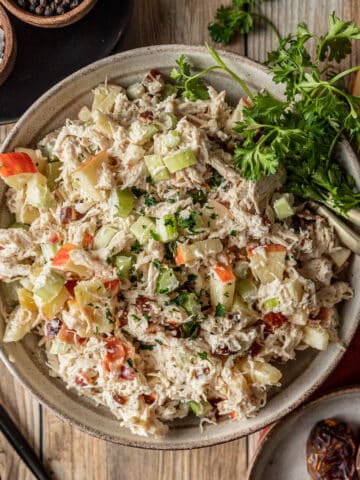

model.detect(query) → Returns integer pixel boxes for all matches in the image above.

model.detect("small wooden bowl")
[0,0,97,29]
[0,4,16,86]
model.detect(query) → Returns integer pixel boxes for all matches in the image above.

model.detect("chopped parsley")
[106,308,114,324]
[197,351,209,361]
[130,240,141,253]
[178,211,198,230]
[215,303,225,317]
[139,344,155,350]
[150,230,161,241]
[181,319,200,339]
[191,189,207,205]
[144,193,158,207]
[153,259,161,270]
[126,358,134,368]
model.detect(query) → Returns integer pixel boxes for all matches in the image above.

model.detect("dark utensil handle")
[0,404,50,480]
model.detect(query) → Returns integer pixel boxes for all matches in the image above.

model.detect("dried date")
[306,418,357,480]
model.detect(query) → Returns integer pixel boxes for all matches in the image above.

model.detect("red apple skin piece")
[52,243,77,267]
[351,70,360,97]
[0,152,38,177]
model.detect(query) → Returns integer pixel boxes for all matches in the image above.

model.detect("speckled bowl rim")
[0,4,17,85]
[247,385,360,479]
[0,45,359,450]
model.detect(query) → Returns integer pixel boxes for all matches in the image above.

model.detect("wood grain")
[0,1,359,479]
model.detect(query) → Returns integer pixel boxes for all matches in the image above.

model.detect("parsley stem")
[184,65,220,92]
[329,65,360,86]
[206,43,254,99]
[251,12,282,42]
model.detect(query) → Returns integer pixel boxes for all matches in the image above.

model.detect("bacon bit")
[60,206,84,225]
[119,364,135,381]
[107,156,119,168]
[45,318,62,338]
[250,341,262,357]
[146,324,161,334]
[214,345,231,356]
[104,279,119,296]
[48,232,61,244]
[65,280,78,297]
[146,69,161,80]
[75,370,94,386]
[82,231,94,249]
[102,337,135,373]
[229,411,237,419]
[136,296,152,314]
[57,323,86,346]
[113,393,127,405]
[263,312,288,332]
[140,110,154,121]
[317,307,332,324]
[0,246,3,251]
[144,393,157,404]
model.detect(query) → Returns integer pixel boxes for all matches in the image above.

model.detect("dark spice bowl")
[0,4,16,86]
[0,0,97,28]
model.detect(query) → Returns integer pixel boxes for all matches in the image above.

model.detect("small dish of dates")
[247,387,360,480]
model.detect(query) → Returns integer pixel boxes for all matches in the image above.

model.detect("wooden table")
[0,1,359,478]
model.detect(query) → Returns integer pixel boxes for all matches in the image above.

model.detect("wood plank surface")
[0,1,359,479]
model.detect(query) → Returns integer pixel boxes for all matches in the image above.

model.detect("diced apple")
[33,271,65,304]
[15,148,47,174]
[175,238,223,265]
[92,84,123,113]
[237,358,282,386]
[92,110,118,138]
[3,307,37,342]
[329,247,351,268]
[0,152,38,189]
[303,325,329,351]
[73,150,108,201]
[209,263,236,311]
[26,172,54,209]
[51,243,90,277]
[41,286,69,320]
[248,244,287,284]
[18,288,38,313]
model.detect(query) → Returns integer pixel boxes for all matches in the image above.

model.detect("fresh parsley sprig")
[208,0,281,45]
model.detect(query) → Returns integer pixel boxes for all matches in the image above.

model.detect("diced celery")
[129,121,159,145]
[10,222,29,230]
[273,194,294,220]
[236,278,257,303]
[144,154,170,182]
[94,225,118,249]
[234,261,249,279]
[263,297,279,311]
[41,243,60,261]
[115,255,132,278]
[49,340,72,355]
[188,400,211,417]
[156,214,178,242]
[26,173,53,209]
[156,267,179,294]
[130,216,156,245]
[33,272,65,303]
[46,161,62,191]
[163,148,197,173]
[78,106,92,122]
[163,130,181,148]
[127,82,146,100]
[109,188,134,218]
[183,292,201,315]
[71,177,79,189]
[161,84,177,99]
[159,112,177,130]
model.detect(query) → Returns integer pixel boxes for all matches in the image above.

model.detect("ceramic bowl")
[0,4,16,86]
[0,45,359,449]
[248,386,360,479]
[0,0,97,28]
